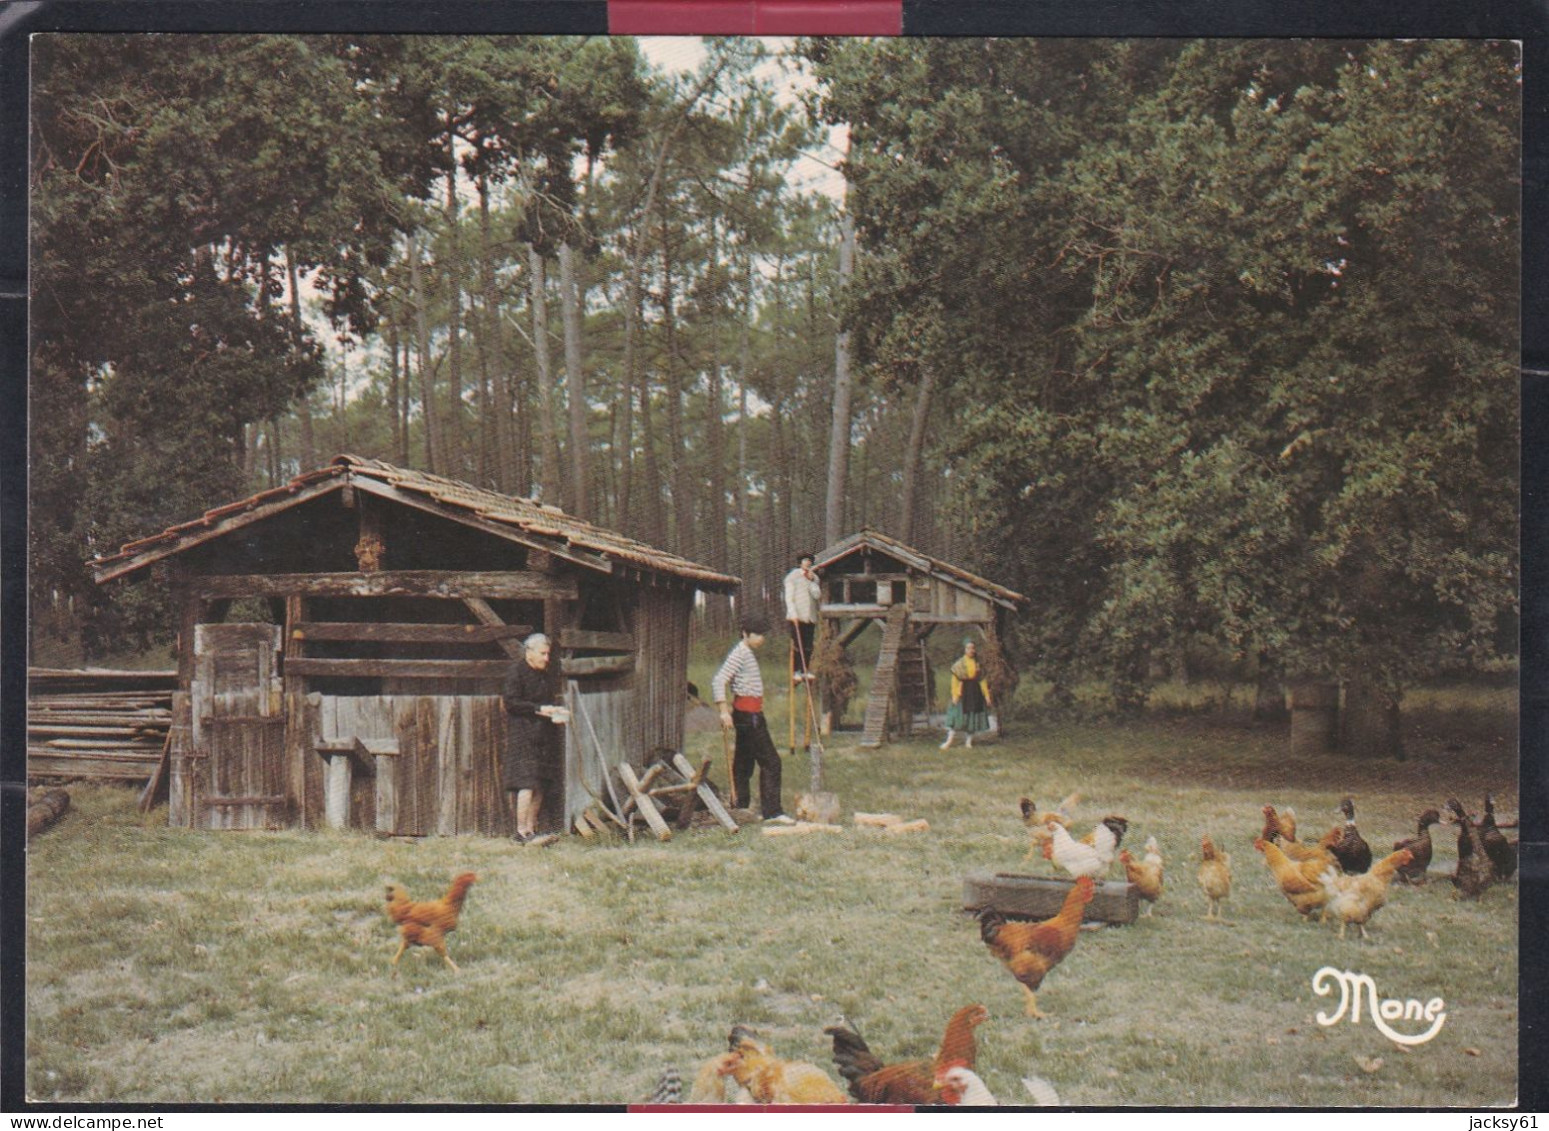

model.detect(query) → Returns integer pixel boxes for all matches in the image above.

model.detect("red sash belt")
[732,695,763,713]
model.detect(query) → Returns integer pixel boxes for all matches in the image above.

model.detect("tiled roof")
[92,454,740,591]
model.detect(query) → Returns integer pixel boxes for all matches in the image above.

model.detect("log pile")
[27,668,176,785]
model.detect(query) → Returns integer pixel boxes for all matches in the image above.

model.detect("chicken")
[934,1065,998,1106]
[1478,794,1518,880]
[1320,848,1413,940]
[1260,803,1299,845]
[1118,836,1163,916]
[1328,798,1372,875]
[644,1066,683,1104]
[824,1003,987,1105]
[1197,835,1231,921]
[720,1026,850,1104]
[384,872,476,975]
[1043,817,1125,881]
[1446,797,1496,899]
[1019,791,1080,861]
[1254,837,1330,919]
[976,874,1095,1018]
[1391,807,1441,884]
[687,1053,753,1103]
[1021,1075,1063,1106]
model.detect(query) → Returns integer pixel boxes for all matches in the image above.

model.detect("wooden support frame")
[618,763,672,841]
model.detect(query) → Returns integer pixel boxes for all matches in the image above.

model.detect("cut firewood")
[853,812,905,827]
[761,821,844,836]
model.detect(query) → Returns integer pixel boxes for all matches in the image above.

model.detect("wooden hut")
[89,455,738,837]
[812,529,1025,747]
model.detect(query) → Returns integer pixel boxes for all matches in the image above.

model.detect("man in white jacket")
[782,552,821,681]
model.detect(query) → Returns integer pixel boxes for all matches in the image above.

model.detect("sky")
[634,35,849,203]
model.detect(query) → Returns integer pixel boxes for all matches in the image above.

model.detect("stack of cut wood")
[26,668,176,785]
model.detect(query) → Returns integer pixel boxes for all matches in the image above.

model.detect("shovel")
[721,720,739,810]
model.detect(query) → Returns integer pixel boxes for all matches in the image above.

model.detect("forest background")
[28,35,1521,751]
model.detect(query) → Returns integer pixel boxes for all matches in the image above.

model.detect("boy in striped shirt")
[712,617,793,824]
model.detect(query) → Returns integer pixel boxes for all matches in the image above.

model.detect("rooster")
[384,872,476,975]
[1043,817,1126,881]
[1320,848,1413,940]
[1261,803,1299,845]
[825,1004,987,1105]
[1197,835,1231,921]
[1118,836,1164,916]
[720,1026,850,1104]
[976,874,1095,1018]
[1019,792,1081,861]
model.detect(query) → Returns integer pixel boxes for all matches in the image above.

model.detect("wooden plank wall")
[297,696,512,837]
[633,586,691,758]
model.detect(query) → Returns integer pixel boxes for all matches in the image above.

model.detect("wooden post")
[324,753,352,830]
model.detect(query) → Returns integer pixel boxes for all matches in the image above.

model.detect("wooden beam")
[559,628,635,652]
[285,658,510,679]
[461,598,528,660]
[291,621,533,645]
[560,654,635,678]
[192,571,580,601]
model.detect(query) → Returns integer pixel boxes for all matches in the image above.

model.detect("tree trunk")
[736,256,753,594]
[1289,681,1340,757]
[824,212,856,548]
[286,248,316,472]
[386,311,405,466]
[1342,680,1405,760]
[897,362,938,545]
[619,219,640,535]
[475,172,500,488]
[442,117,465,477]
[559,240,589,519]
[528,244,564,507]
[408,232,438,473]
[27,788,70,839]
[662,230,691,555]
[1253,650,1289,722]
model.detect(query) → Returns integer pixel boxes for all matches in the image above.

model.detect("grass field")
[24,682,1518,1107]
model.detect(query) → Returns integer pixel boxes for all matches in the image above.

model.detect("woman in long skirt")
[942,639,992,749]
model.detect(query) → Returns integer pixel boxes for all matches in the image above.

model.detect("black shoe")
[513,830,533,844]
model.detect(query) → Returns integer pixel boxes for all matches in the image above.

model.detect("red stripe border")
[628,1104,917,1112]
[609,0,902,35]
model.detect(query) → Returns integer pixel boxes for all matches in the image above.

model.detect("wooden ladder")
[894,636,932,734]
[859,605,909,748]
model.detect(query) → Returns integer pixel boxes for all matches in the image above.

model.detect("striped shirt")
[711,640,764,704]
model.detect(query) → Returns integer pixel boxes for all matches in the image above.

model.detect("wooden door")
[192,624,286,830]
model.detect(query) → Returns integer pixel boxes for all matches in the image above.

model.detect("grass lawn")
[24,683,1518,1107]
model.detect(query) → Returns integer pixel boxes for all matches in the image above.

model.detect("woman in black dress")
[501,633,567,842]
